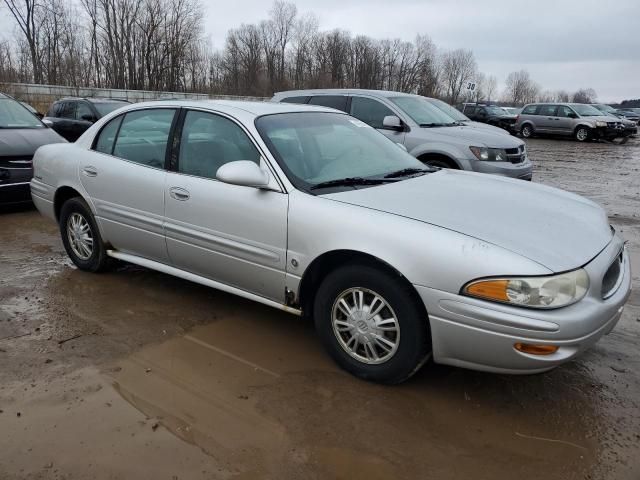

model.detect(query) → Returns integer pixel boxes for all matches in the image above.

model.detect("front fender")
[286,191,551,298]
[409,142,468,168]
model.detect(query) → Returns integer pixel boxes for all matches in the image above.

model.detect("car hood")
[462,121,511,136]
[325,170,612,272]
[417,125,523,149]
[0,128,66,156]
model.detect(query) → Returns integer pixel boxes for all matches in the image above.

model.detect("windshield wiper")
[383,167,432,178]
[419,122,457,128]
[310,177,397,190]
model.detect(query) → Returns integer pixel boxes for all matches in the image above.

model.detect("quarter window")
[178,110,260,179]
[112,109,175,168]
[308,96,348,112]
[350,97,396,129]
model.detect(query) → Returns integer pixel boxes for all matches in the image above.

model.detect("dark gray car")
[0,93,66,205]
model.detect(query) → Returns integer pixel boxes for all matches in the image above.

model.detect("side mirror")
[42,119,53,128]
[568,112,578,119]
[81,114,95,122]
[216,160,270,188]
[382,115,403,130]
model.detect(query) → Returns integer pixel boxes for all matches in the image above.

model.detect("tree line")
[1,0,600,106]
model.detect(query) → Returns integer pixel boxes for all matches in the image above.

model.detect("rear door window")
[539,105,558,117]
[112,109,176,169]
[308,96,348,112]
[349,97,396,129]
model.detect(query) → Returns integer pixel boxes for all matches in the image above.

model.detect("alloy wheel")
[66,212,94,260]
[331,287,400,364]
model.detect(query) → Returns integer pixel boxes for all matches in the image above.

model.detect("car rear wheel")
[575,126,591,142]
[313,264,431,384]
[59,197,111,272]
[521,124,534,138]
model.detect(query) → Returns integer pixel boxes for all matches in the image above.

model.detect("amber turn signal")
[465,280,510,302]
[514,343,559,356]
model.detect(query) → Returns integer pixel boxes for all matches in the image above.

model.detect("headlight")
[595,121,607,127]
[462,269,589,309]
[469,146,508,162]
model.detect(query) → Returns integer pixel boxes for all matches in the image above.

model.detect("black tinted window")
[76,102,94,121]
[308,96,348,112]
[280,96,310,104]
[539,105,558,116]
[94,115,123,154]
[464,106,476,115]
[350,97,395,129]
[178,110,260,179]
[521,105,538,115]
[113,109,175,168]
[557,106,575,118]
[58,102,76,119]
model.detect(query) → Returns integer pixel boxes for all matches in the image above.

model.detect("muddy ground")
[1,136,639,480]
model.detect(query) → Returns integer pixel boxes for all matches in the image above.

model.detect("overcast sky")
[1,0,638,102]
[202,0,640,102]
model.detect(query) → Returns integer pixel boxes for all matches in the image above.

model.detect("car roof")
[272,88,417,100]
[115,99,342,117]
[58,97,130,103]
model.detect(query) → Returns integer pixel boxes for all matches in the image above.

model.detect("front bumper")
[467,157,533,181]
[0,181,32,205]
[594,125,633,140]
[416,236,631,374]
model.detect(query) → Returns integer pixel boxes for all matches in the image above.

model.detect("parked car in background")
[589,104,638,138]
[461,104,518,133]
[501,107,521,115]
[272,89,531,180]
[20,101,43,119]
[424,97,510,136]
[30,100,631,383]
[43,97,131,141]
[592,104,639,124]
[613,108,640,125]
[516,103,632,142]
[0,93,66,205]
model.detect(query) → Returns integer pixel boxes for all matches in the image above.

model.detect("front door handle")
[169,187,190,201]
[82,166,98,177]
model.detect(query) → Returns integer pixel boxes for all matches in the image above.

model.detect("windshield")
[572,104,604,117]
[427,98,469,121]
[0,98,44,128]
[256,112,425,192]
[93,101,129,116]
[389,96,458,126]
[594,104,616,114]
[486,106,506,115]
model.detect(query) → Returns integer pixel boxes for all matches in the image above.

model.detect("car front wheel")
[575,126,591,142]
[521,124,534,138]
[59,197,111,272]
[314,264,431,384]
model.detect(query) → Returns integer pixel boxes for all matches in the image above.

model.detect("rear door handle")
[82,166,98,177]
[169,187,190,201]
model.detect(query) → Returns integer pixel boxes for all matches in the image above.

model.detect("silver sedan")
[30,100,631,383]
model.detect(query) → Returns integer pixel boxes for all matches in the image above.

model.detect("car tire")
[59,197,111,272]
[422,158,456,169]
[521,124,534,138]
[313,264,432,384]
[575,126,591,142]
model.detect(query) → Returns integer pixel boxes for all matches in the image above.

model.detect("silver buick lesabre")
[30,100,631,384]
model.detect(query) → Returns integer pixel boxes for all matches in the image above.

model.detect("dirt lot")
[1,136,639,480]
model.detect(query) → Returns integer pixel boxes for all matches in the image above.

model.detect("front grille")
[607,122,624,130]
[505,145,526,164]
[602,250,624,299]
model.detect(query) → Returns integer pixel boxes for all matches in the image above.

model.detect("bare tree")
[440,49,476,105]
[503,70,540,106]
[571,88,597,104]
[485,75,497,103]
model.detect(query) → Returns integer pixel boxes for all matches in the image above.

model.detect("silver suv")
[515,103,630,142]
[272,89,532,180]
